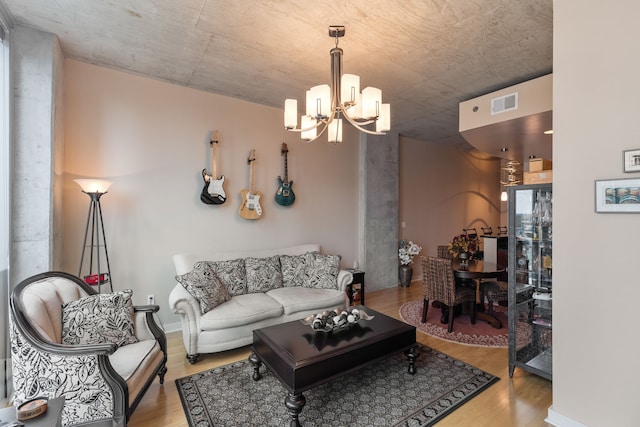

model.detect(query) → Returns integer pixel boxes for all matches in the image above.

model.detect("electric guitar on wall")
[275,143,295,206]
[200,130,226,205]
[239,149,262,219]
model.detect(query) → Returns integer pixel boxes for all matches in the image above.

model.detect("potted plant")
[398,240,422,287]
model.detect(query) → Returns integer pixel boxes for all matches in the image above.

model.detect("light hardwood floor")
[130,282,552,426]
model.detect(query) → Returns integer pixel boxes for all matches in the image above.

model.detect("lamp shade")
[307,84,330,118]
[362,87,382,119]
[328,119,343,143]
[341,74,360,105]
[376,103,391,132]
[301,115,317,141]
[74,179,112,194]
[284,99,297,129]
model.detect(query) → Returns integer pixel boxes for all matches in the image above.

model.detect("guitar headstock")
[247,149,256,164]
[210,129,219,145]
[281,143,288,155]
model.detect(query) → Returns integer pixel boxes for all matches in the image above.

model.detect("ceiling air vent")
[491,92,518,115]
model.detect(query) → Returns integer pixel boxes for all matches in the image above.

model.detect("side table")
[0,397,63,427]
[346,270,365,305]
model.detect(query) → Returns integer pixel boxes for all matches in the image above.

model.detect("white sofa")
[169,244,352,363]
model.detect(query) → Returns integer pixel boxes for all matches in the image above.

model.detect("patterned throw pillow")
[279,254,308,287]
[304,252,341,289]
[245,255,283,293]
[176,263,232,314]
[61,290,139,348]
[201,258,247,296]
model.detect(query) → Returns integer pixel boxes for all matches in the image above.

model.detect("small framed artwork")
[595,178,640,213]
[623,149,640,172]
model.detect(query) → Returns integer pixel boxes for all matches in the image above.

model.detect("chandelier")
[500,160,521,201]
[284,26,390,143]
[500,160,522,186]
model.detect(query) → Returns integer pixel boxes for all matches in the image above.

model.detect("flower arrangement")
[448,234,479,258]
[399,240,422,266]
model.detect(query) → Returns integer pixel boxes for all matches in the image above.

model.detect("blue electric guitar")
[200,130,226,205]
[239,149,262,219]
[275,143,295,206]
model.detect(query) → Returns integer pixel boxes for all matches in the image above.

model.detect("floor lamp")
[75,179,113,293]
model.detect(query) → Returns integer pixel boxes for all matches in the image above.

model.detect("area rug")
[399,300,508,347]
[176,344,499,427]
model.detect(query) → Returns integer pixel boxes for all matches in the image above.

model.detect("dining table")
[452,259,506,328]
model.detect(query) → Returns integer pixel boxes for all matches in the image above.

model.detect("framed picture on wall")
[623,149,640,172]
[595,178,640,213]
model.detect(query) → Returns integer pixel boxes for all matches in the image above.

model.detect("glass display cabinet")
[508,183,552,380]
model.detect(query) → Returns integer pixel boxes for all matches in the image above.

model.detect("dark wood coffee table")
[249,306,417,427]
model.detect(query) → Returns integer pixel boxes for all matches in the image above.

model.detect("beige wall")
[551,2,640,426]
[62,60,361,327]
[399,136,502,278]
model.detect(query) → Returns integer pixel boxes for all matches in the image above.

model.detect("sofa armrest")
[168,284,202,356]
[337,270,353,291]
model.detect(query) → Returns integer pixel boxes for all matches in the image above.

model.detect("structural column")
[359,131,399,291]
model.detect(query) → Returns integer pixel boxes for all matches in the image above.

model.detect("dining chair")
[437,245,452,259]
[420,256,476,333]
[482,280,509,317]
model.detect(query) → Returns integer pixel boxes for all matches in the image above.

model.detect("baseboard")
[546,406,587,427]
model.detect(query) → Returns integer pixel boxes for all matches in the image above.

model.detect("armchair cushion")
[176,263,232,314]
[202,259,247,296]
[245,255,283,293]
[61,289,138,348]
[303,252,341,289]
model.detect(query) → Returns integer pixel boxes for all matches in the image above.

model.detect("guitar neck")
[211,130,219,179]
[283,152,289,184]
[247,149,256,194]
[249,160,255,194]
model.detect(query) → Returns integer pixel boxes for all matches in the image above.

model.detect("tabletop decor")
[398,240,422,287]
[301,307,374,332]
[448,233,479,264]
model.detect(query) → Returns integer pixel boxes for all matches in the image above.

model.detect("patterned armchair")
[9,271,167,426]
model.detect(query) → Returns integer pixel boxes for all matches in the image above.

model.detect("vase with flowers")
[448,234,479,267]
[398,240,422,287]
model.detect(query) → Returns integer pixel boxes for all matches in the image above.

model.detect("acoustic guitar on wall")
[275,142,295,206]
[200,130,226,205]
[239,149,262,219]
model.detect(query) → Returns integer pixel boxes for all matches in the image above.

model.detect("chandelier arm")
[286,119,326,133]
[339,107,384,135]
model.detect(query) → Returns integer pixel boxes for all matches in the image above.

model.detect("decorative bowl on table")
[301,307,374,332]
